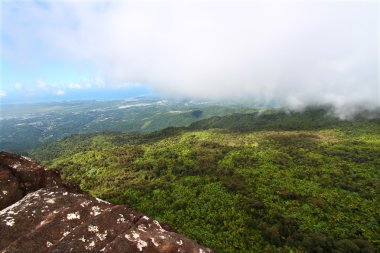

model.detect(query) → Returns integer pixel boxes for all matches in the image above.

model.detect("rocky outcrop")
[0,151,213,253]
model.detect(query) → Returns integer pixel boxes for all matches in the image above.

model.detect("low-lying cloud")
[2,0,379,108]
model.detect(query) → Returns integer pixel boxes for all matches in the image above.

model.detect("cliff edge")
[0,151,213,253]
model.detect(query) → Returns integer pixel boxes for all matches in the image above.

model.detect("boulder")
[0,152,213,253]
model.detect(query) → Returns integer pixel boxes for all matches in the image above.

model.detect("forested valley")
[31,107,380,252]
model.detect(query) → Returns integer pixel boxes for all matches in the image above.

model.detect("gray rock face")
[0,152,213,253]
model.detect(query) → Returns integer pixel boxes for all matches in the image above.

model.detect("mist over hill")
[2,1,378,110]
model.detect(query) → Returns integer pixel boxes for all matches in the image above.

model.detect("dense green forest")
[31,108,380,252]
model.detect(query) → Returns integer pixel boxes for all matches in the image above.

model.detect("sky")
[0,0,379,108]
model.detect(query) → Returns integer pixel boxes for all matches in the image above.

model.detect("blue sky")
[1,1,156,103]
[1,0,378,107]
[1,57,154,103]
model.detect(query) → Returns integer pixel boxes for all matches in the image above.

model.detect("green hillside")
[31,109,380,252]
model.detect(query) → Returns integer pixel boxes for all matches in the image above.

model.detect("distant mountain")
[0,98,257,154]
[190,106,380,131]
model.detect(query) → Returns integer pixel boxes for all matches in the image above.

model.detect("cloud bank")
[2,0,379,108]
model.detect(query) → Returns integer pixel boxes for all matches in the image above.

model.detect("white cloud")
[0,90,7,97]
[33,78,102,95]
[14,83,23,90]
[2,0,379,108]
[67,82,83,89]
[53,89,65,96]
[36,80,47,89]
[94,77,104,86]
